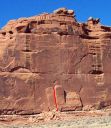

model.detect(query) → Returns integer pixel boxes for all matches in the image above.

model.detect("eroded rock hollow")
[0,8,111,114]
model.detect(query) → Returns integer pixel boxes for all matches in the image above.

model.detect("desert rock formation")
[0,8,111,114]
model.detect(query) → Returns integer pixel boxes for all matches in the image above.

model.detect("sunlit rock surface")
[0,8,111,114]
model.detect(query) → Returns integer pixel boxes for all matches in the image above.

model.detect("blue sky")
[0,0,111,28]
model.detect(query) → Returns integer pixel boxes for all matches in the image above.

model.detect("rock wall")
[0,8,111,114]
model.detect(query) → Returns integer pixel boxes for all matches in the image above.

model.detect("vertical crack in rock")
[88,41,104,75]
[25,34,31,69]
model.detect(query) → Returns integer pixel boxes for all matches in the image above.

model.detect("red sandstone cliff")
[0,8,111,115]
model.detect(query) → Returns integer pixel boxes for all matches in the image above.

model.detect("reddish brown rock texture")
[0,8,111,114]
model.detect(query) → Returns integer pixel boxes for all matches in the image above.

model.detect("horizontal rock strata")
[0,8,111,114]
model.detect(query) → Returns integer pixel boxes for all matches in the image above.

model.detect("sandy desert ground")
[0,110,111,128]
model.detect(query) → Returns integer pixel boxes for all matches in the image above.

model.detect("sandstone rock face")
[0,8,111,114]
